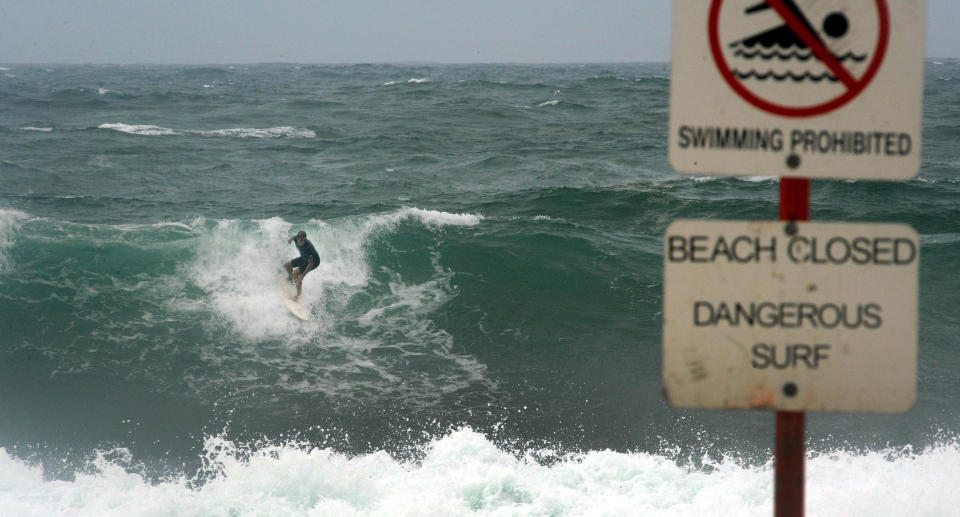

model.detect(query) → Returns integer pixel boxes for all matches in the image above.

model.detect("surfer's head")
[296,230,307,245]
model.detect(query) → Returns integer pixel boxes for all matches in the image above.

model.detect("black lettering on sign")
[676,126,784,151]
[711,236,732,262]
[789,130,913,157]
[788,236,917,265]
[690,235,709,262]
[667,235,777,263]
[694,301,882,329]
[751,343,831,369]
[668,235,689,262]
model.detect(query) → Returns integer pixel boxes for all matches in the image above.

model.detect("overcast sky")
[0,0,956,64]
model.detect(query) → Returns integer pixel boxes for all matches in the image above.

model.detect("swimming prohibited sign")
[662,220,918,412]
[669,0,925,180]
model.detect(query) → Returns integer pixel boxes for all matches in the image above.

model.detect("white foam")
[383,80,398,86]
[691,175,719,184]
[2,430,959,516]
[182,208,487,400]
[199,126,316,139]
[690,175,775,184]
[99,123,178,136]
[0,209,28,272]
[407,78,430,83]
[187,208,481,342]
[396,206,483,227]
[21,127,53,132]
[537,99,560,107]
[0,66,9,71]
[533,215,565,223]
[738,175,777,183]
[187,217,314,341]
[356,265,453,332]
[98,87,111,95]
[99,123,315,139]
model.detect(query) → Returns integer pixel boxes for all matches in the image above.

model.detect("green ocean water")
[1,62,959,515]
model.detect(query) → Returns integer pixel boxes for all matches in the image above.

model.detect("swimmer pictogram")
[709,0,890,117]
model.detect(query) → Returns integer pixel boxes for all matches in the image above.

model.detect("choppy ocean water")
[1,61,959,515]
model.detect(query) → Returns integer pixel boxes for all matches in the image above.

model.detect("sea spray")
[1,429,958,516]
[0,209,27,271]
[180,208,491,404]
[186,207,482,342]
[98,123,316,138]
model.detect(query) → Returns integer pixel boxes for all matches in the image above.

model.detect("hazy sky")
[0,0,956,64]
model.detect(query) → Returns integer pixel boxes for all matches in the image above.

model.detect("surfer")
[283,230,320,302]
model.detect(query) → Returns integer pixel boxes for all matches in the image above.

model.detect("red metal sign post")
[776,177,809,517]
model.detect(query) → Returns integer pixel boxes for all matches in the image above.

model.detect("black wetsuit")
[292,239,320,274]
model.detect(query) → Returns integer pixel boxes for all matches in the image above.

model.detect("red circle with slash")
[709,0,890,118]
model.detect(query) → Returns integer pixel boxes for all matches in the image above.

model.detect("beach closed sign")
[662,220,918,412]
[669,0,925,180]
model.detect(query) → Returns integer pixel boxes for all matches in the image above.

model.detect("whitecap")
[21,127,53,132]
[2,430,959,515]
[98,87,111,95]
[537,99,560,107]
[99,123,315,139]
[691,176,718,183]
[183,209,488,401]
[737,175,776,183]
[346,207,482,231]
[691,175,774,183]
[407,78,429,83]
[198,126,316,139]
[183,206,483,343]
[99,123,178,136]
[0,209,28,271]
[534,215,563,222]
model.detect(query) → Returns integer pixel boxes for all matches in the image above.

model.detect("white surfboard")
[284,297,310,320]
[278,278,310,320]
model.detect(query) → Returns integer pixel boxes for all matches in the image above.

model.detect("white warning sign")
[662,220,918,412]
[669,0,925,180]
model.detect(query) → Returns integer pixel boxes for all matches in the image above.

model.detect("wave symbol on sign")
[729,0,868,83]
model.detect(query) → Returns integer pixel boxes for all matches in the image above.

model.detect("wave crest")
[184,207,487,403]
[2,430,959,515]
[98,123,316,139]
[0,209,28,271]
